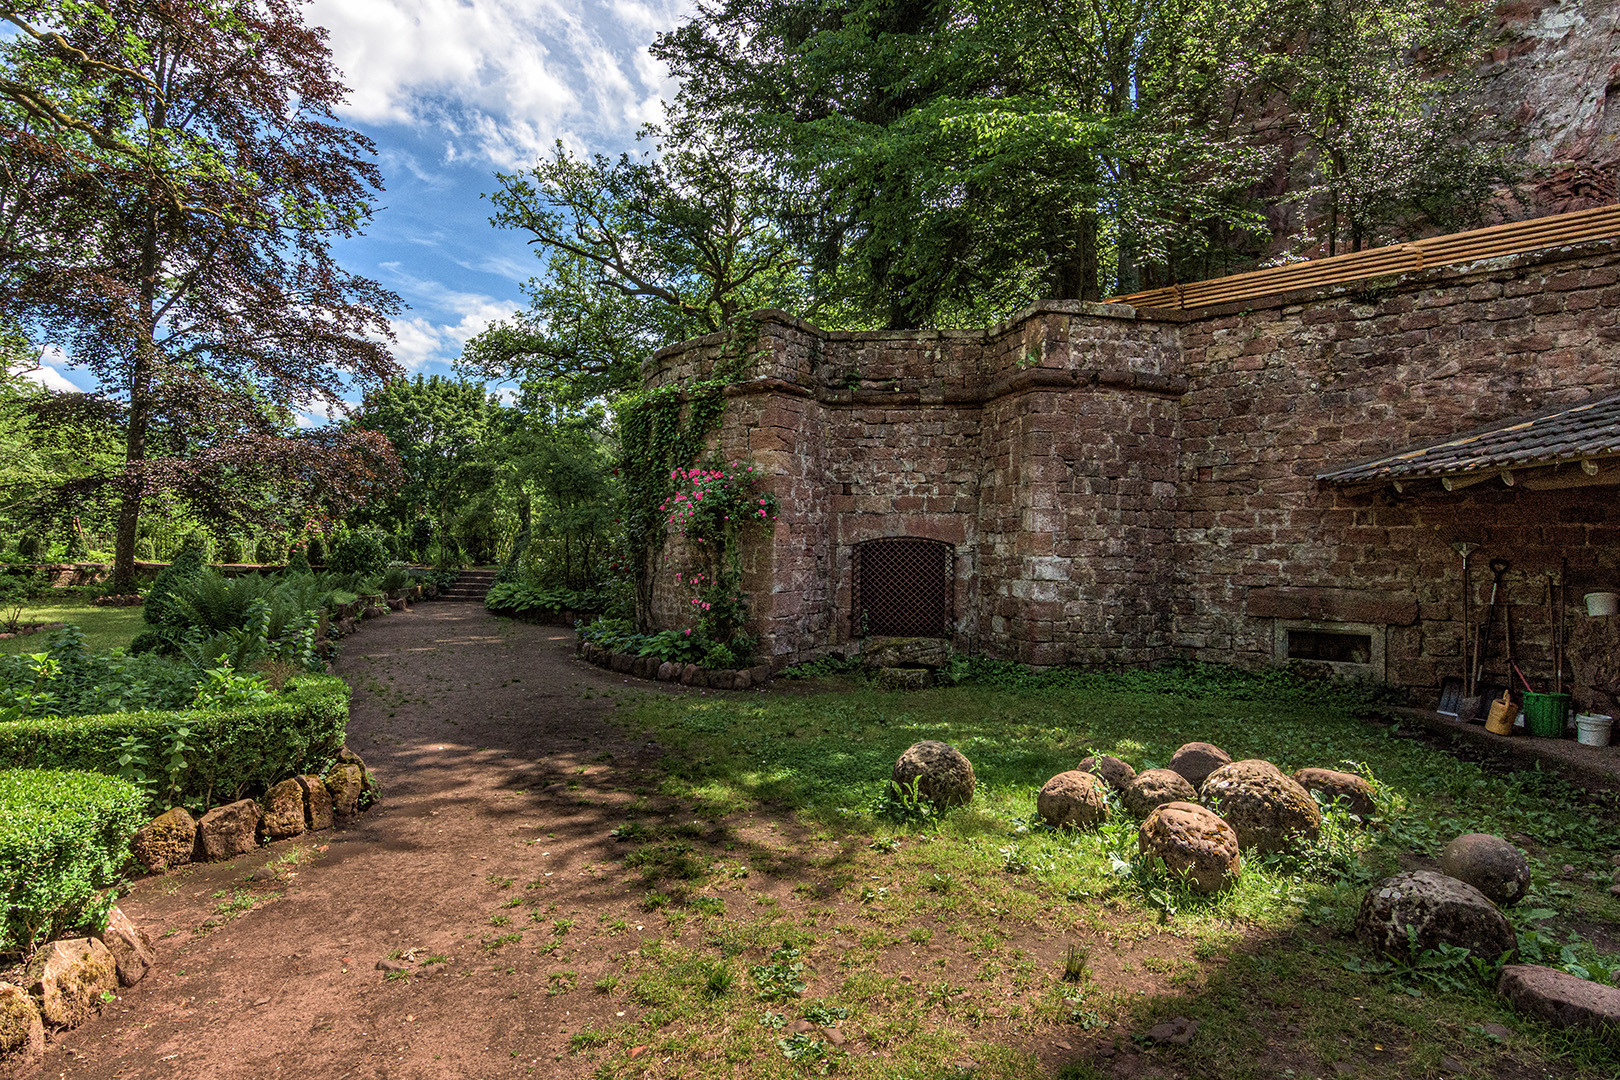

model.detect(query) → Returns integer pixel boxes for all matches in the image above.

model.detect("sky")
[26,0,693,410]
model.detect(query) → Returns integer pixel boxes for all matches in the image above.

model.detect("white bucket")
[1575,713,1613,747]
[1585,592,1618,617]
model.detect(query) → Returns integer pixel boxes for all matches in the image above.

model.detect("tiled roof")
[1317,390,1620,484]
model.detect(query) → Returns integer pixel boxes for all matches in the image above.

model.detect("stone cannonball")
[1292,767,1378,819]
[1439,833,1532,907]
[1200,759,1322,854]
[1036,770,1111,830]
[1138,801,1242,893]
[1355,870,1517,962]
[891,740,976,808]
[1122,768,1199,819]
[1077,754,1136,794]
[1168,742,1232,789]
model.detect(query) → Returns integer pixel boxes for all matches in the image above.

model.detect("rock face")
[1292,768,1377,818]
[129,806,197,873]
[1356,871,1518,963]
[891,741,975,808]
[1201,760,1322,854]
[1138,801,1242,893]
[1168,742,1231,789]
[91,907,155,987]
[1077,754,1136,794]
[1036,770,1111,829]
[260,778,307,840]
[197,799,263,861]
[1498,963,1620,1036]
[0,982,44,1075]
[877,667,929,691]
[296,774,334,831]
[862,636,951,669]
[325,764,364,817]
[1439,833,1532,907]
[1122,769,1198,819]
[25,938,117,1029]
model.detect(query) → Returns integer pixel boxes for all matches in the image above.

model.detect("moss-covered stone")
[25,938,116,1029]
[130,806,197,873]
[0,981,44,1061]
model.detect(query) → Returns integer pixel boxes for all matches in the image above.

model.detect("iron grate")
[853,538,952,638]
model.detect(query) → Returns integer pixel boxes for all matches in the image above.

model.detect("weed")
[751,943,808,1001]
[593,975,620,994]
[568,1029,609,1053]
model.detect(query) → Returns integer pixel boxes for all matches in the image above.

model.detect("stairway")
[439,568,496,602]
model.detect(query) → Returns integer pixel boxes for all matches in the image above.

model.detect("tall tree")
[0,0,402,591]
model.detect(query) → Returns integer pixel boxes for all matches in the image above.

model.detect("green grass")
[587,668,1620,1080]
[0,598,144,655]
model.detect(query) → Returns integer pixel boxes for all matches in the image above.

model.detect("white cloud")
[378,262,521,368]
[14,363,84,394]
[309,0,695,168]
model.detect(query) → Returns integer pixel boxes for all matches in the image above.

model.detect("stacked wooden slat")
[1108,205,1620,310]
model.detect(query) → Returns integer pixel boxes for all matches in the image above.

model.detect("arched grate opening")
[853,538,952,638]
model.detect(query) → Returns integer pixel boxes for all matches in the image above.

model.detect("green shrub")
[1,626,198,718]
[305,535,326,567]
[0,768,147,958]
[141,543,206,634]
[485,581,612,619]
[328,528,391,576]
[0,674,350,812]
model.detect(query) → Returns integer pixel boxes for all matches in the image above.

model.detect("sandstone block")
[891,740,975,808]
[197,799,263,861]
[1036,770,1110,830]
[1201,759,1321,854]
[1168,742,1231,789]
[91,907,154,987]
[1498,964,1620,1039]
[1077,754,1136,794]
[862,636,951,669]
[1123,768,1198,819]
[1440,833,1531,907]
[0,982,43,1076]
[130,806,196,873]
[1138,801,1241,893]
[297,774,334,831]
[1292,767,1377,818]
[325,764,364,817]
[260,778,306,840]
[877,666,929,691]
[656,661,676,681]
[1356,870,1517,963]
[25,938,116,1029]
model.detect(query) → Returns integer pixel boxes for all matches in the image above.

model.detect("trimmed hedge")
[0,674,350,811]
[0,769,147,957]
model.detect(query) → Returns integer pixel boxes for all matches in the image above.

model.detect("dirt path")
[48,601,686,1080]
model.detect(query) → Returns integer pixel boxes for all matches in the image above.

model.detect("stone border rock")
[577,641,773,691]
[128,746,378,874]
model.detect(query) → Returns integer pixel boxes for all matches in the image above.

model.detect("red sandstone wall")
[1172,242,1620,699]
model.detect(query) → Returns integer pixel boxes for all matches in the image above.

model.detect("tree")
[350,375,496,555]
[0,0,403,591]
[466,126,805,402]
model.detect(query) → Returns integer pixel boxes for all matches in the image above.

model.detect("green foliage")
[0,627,199,719]
[0,768,147,958]
[750,943,808,1001]
[579,618,709,665]
[485,582,613,618]
[0,674,350,812]
[328,528,393,577]
[141,544,208,634]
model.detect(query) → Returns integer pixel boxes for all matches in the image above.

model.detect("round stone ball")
[1292,767,1378,819]
[1200,759,1322,854]
[1122,768,1199,819]
[1036,770,1111,830]
[1355,870,1517,962]
[891,740,975,808]
[1439,833,1531,907]
[1168,742,1232,789]
[1077,754,1136,794]
[1138,801,1242,893]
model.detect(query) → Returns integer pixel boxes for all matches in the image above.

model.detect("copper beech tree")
[0,0,402,590]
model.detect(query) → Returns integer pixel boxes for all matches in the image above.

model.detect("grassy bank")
[0,599,143,655]
[558,669,1620,1080]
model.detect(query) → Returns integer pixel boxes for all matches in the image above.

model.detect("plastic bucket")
[1586,592,1618,617]
[1576,713,1613,747]
[1523,692,1571,738]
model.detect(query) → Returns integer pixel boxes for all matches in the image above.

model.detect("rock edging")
[577,641,772,691]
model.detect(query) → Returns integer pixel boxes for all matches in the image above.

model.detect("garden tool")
[1474,558,1510,692]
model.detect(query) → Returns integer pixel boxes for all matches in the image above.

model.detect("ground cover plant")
[559,667,1620,1080]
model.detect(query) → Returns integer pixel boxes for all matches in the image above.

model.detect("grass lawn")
[569,664,1619,1080]
[0,597,144,655]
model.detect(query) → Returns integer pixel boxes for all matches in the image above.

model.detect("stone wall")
[641,238,1620,704]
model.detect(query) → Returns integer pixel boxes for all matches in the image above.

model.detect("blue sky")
[29,0,692,411]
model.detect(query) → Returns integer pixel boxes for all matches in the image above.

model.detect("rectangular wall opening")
[1286,629,1373,665]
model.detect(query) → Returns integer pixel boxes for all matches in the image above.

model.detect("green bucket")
[1522,692,1571,738]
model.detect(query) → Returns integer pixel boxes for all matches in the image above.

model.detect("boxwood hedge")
[0,673,350,812]
[0,769,147,958]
